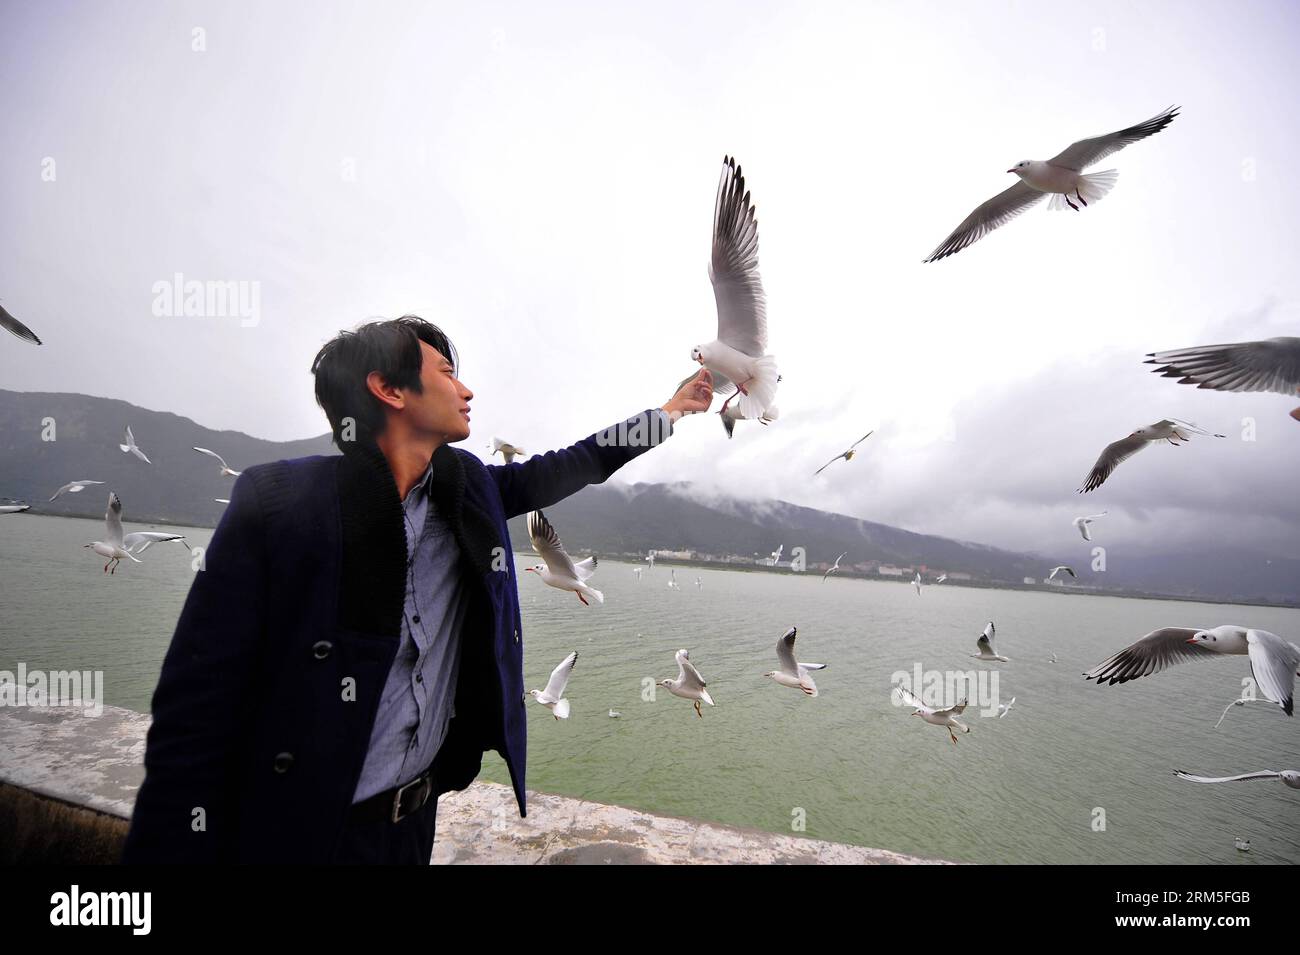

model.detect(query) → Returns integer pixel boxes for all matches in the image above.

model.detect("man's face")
[402,341,473,443]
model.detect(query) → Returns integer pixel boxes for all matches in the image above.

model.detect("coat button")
[273,752,294,773]
[514,627,519,643]
[312,640,333,660]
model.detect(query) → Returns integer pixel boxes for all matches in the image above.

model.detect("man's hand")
[662,369,714,423]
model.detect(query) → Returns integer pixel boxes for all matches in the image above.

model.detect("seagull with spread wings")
[924,106,1180,262]
[1072,511,1108,541]
[1079,418,1223,493]
[83,492,142,573]
[524,509,602,606]
[1048,565,1077,581]
[528,651,578,720]
[763,626,827,697]
[192,447,242,477]
[49,479,105,502]
[972,621,1008,662]
[893,686,971,744]
[490,437,527,463]
[119,426,152,464]
[814,431,874,476]
[1083,626,1300,716]
[822,552,848,582]
[1145,337,1300,421]
[660,648,715,717]
[686,155,779,421]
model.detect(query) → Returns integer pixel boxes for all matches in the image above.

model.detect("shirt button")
[311,640,332,660]
[412,615,421,624]
[273,752,294,773]
[415,673,423,683]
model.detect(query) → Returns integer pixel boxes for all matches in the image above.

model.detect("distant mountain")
[2,389,1295,606]
[0,389,334,526]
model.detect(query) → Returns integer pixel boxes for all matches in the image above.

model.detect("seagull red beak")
[1006,168,1017,174]
[1185,636,1197,643]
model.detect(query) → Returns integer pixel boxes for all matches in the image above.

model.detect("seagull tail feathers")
[736,356,780,420]
[553,699,571,719]
[582,585,604,605]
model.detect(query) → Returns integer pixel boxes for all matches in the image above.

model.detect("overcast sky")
[3,0,1299,561]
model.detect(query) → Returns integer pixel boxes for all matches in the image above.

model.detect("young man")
[121,316,713,864]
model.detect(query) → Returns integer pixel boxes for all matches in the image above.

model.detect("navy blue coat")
[121,408,671,863]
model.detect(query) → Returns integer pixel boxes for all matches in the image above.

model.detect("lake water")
[2,513,1298,864]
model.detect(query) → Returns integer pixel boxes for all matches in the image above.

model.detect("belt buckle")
[391,773,432,823]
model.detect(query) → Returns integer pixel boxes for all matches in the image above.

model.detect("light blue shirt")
[352,462,468,803]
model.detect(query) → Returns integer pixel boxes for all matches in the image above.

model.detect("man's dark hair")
[311,315,458,449]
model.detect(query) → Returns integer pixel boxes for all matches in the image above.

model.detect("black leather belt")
[350,767,437,824]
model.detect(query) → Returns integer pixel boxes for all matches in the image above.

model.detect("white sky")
[3,0,1299,557]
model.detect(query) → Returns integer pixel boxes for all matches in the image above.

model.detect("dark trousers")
[331,796,440,864]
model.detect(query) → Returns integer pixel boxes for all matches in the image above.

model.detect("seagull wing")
[526,509,579,579]
[814,453,844,476]
[542,651,578,701]
[572,556,598,581]
[1146,337,1300,397]
[105,493,125,548]
[674,649,707,690]
[193,447,230,470]
[1173,770,1283,785]
[937,698,968,716]
[710,156,767,357]
[1083,627,1219,685]
[122,531,188,554]
[776,628,800,676]
[119,426,133,453]
[892,685,929,712]
[849,431,874,450]
[1246,630,1299,715]
[0,303,42,344]
[1047,106,1180,171]
[1080,432,1151,492]
[924,181,1046,262]
[977,633,994,655]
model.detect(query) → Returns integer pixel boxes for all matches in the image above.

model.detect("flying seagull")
[528,651,578,720]
[972,621,1008,662]
[1072,511,1108,541]
[822,552,848,582]
[924,106,1180,262]
[660,648,715,717]
[686,156,779,421]
[83,492,142,574]
[763,626,827,697]
[0,301,41,345]
[1173,769,1300,790]
[893,685,971,744]
[1083,626,1300,716]
[1214,695,1275,729]
[996,697,1017,719]
[1048,565,1077,581]
[192,447,242,477]
[0,502,31,514]
[119,426,151,464]
[490,437,527,463]
[1145,337,1300,421]
[814,432,874,476]
[1079,419,1223,493]
[935,574,948,584]
[524,509,602,605]
[49,480,105,502]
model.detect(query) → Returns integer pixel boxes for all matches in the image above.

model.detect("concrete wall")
[0,703,948,865]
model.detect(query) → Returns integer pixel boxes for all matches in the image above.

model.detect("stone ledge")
[0,703,948,864]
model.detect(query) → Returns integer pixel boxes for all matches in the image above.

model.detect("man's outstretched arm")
[120,470,269,863]
[488,369,712,520]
